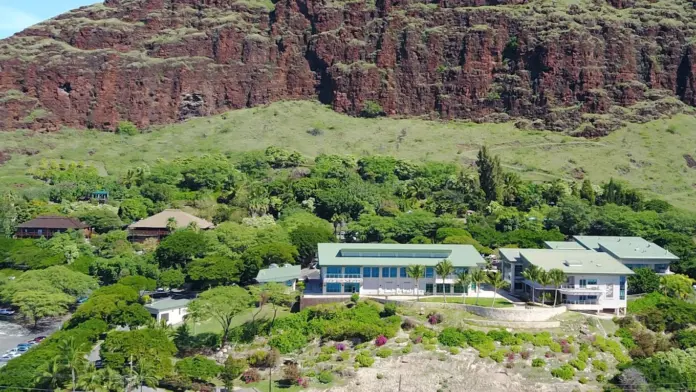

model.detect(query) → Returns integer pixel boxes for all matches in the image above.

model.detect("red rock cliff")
[1,0,695,134]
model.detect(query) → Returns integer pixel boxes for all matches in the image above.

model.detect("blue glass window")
[620,276,626,300]
[425,267,434,278]
[327,266,342,275]
[345,266,360,275]
[326,283,341,293]
[344,283,360,293]
[454,267,468,275]
[655,264,669,273]
[372,267,379,277]
[382,267,397,278]
[400,267,407,278]
[363,267,372,278]
[587,279,598,285]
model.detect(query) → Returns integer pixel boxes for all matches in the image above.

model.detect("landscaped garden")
[418,296,513,307]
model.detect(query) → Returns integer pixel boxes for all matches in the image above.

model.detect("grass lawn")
[186,305,290,335]
[418,296,513,307]
[1,100,696,210]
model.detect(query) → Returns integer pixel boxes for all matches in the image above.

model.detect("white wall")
[157,307,188,325]
[321,266,464,295]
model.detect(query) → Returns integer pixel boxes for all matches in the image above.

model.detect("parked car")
[0,309,15,315]
[95,359,104,369]
[5,348,18,355]
[77,297,88,305]
[16,346,29,353]
[32,336,46,343]
[0,354,14,361]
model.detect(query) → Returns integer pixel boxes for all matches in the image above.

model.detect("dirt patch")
[570,167,585,180]
[0,151,10,166]
[684,154,696,169]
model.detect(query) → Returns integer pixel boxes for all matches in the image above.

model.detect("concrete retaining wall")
[374,298,566,322]
[459,318,560,329]
[300,295,349,310]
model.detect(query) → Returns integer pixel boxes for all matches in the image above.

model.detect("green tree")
[290,224,335,265]
[628,268,661,295]
[579,179,596,204]
[118,198,149,223]
[241,243,298,284]
[220,356,247,390]
[155,230,210,269]
[477,146,502,202]
[78,365,124,392]
[116,121,139,135]
[102,328,176,378]
[118,276,157,292]
[0,192,18,238]
[546,196,593,235]
[469,268,486,306]
[158,269,186,289]
[406,265,425,302]
[536,269,552,304]
[435,259,454,303]
[188,286,253,345]
[74,209,123,234]
[34,358,63,390]
[175,355,222,383]
[360,100,384,118]
[253,283,294,331]
[187,255,242,288]
[56,337,89,392]
[129,360,160,392]
[456,270,471,297]
[547,268,566,307]
[660,274,694,300]
[521,265,542,303]
[13,290,74,329]
[486,271,508,308]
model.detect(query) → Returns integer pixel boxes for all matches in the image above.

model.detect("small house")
[127,209,214,242]
[90,190,109,203]
[15,216,91,239]
[145,298,190,325]
[256,264,302,290]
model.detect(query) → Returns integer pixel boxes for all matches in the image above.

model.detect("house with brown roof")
[127,209,214,242]
[15,216,91,239]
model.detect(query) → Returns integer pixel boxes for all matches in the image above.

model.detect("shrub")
[674,329,696,349]
[449,347,460,355]
[551,364,575,381]
[592,359,608,371]
[283,363,302,384]
[402,344,412,354]
[424,344,436,351]
[533,332,554,347]
[596,374,605,382]
[350,293,360,304]
[579,376,589,384]
[532,358,545,367]
[221,356,247,384]
[488,329,519,345]
[375,335,388,347]
[355,353,374,367]
[577,351,589,362]
[338,351,350,361]
[376,373,385,379]
[490,350,505,363]
[376,348,393,358]
[247,349,280,368]
[510,345,522,353]
[548,342,562,353]
[316,353,332,363]
[317,370,333,384]
[592,336,630,364]
[427,312,443,325]
[410,326,437,342]
[321,345,338,355]
[270,330,307,354]
[360,101,384,118]
[335,343,347,351]
[545,351,554,358]
[515,332,534,343]
[569,358,587,371]
[243,368,260,384]
[506,352,516,361]
[382,303,397,317]
[175,355,222,382]
[520,350,531,360]
[401,318,417,330]
[116,121,139,135]
[439,328,466,347]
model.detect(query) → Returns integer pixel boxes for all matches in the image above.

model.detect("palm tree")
[406,265,426,302]
[548,269,567,307]
[521,265,542,303]
[435,260,454,303]
[456,270,471,298]
[129,360,159,392]
[34,357,63,390]
[536,270,552,305]
[487,271,509,308]
[56,337,88,392]
[78,365,123,392]
[469,269,486,306]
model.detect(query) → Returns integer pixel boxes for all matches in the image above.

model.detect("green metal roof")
[317,243,485,267]
[499,248,521,263]
[573,236,678,260]
[256,265,301,282]
[145,298,191,312]
[519,249,634,275]
[544,241,587,250]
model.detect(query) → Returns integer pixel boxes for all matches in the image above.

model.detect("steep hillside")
[1,0,696,134]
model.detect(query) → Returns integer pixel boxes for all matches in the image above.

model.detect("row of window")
[325,283,469,294]
[625,264,669,273]
[340,251,451,259]
[326,266,469,278]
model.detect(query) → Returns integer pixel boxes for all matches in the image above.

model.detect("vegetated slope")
[1,0,696,134]
[1,101,696,210]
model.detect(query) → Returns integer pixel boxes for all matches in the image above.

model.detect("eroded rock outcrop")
[1,0,696,134]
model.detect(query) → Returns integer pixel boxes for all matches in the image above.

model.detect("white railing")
[560,284,602,290]
[564,299,600,305]
[325,273,362,279]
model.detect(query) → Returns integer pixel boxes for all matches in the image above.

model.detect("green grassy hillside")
[1,100,695,210]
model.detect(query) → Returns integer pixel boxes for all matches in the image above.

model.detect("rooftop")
[145,298,191,312]
[498,248,521,263]
[128,209,214,230]
[573,236,677,260]
[519,249,634,275]
[17,216,88,229]
[318,243,485,267]
[256,265,301,283]
[544,241,587,250]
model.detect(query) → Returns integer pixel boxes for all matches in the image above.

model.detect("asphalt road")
[0,317,63,360]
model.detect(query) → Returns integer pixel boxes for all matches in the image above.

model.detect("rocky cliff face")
[1,0,696,135]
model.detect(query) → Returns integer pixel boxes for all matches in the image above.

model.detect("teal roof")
[544,241,586,250]
[256,265,301,283]
[573,236,678,260]
[499,248,521,263]
[145,298,191,312]
[519,249,634,275]
[318,243,485,267]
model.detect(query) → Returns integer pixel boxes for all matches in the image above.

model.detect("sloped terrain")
[1,0,696,134]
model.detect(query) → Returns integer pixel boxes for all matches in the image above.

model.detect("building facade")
[256,264,301,291]
[573,236,677,274]
[145,298,190,326]
[128,209,214,242]
[500,248,633,314]
[317,243,485,296]
[15,216,91,239]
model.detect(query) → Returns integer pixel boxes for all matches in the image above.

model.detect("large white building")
[317,243,486,296]
[571,236,677,274]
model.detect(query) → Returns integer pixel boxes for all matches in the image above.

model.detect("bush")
[350,293,360,303]
[401,318,417,330]
[592,359,608,371]
[424,344,436,351]
[335,343,347,351]
[490,350,505,363]
[402,344,412,354]
[532,358,545,367]
[247,349,280,368]
[427,312,443,325]
[569,358,587,371]
[376,348,393,358]
[551,365,575,381]
[488,329,519,345]
[548,342,562,353]
[579,376,589,384]
[515,332,534,343]
[675,329,696,349]
[545,351,554,358]
[116,121,139,135]
[520,350,531,360]
[510,345,522,353]
[221,356,247,385]
[596,374,605,382]
[316,353,332,363]
[439,328,466,347]
[269,330,307,354]
[317,370,333,384]
[375,335,388,346]
[410,326,437,343]
[449,347,460,355]
[533,332,554,347]
[360,101,384,118]
[338,351,350,361]
[321,345,338,355]
[282,363,301,384]
[243,368,260,384]
[355,353,374,367]
[382,303,397,317]
[175,355,222,382]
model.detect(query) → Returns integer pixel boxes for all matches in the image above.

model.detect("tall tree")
[78,365,124,392]
[406,265,425,302]
[521,265,542,303]
[628,268,660,295]
[486,271,509,308]
[13,290,74,329]
[579,179,596,205]
[34,358,63,390]
[290,224,335,265]
[547,268,566,307]
[660,274,695,300]
[456,270,471,297]
[536,269,552,304]
[129,360,159,392]
[435,260,454,303]
[469,269,486,305]
[56,337,88,392]
[188,286,253,345]
[476,146,503,202]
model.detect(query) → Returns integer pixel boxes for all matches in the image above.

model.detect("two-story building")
[501,248,633,314]
[127,209,214,242]
[572,236,677,274]
[15,216,91,239]
[317,243,485,296]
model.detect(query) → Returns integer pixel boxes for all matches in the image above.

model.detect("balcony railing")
[564,299,600,305]
[325,274,362,279]
[560,284,602,291]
